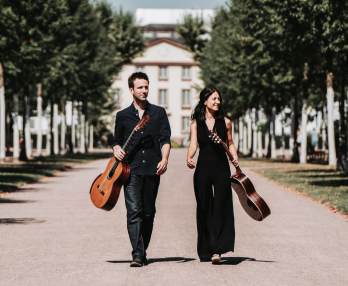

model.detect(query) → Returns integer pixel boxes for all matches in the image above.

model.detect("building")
[111,8,214,145]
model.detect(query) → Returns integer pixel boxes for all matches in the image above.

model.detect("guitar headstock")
[134,114,150,131]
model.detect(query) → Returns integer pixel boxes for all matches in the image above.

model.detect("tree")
[312,0,348,169]
[0,63,5,159]
[0,0,71,160]
[177,14,208,61]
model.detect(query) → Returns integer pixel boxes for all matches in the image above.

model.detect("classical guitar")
[90,115,150,211]
[209,131,271,221]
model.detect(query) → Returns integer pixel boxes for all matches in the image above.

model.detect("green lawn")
[241,159,348,215]
[0,152,111,194]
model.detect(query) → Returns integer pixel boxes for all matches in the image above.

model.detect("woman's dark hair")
[191,87,224,122]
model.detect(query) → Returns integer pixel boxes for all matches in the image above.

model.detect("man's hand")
[113,145,126,161]
[186,157,196,169]
[156,158,168,175]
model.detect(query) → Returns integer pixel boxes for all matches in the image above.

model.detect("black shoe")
[130,257,143,267]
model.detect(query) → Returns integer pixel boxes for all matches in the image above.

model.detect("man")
[113,72,171,267]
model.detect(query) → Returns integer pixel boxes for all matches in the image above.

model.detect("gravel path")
[1,149,347,286]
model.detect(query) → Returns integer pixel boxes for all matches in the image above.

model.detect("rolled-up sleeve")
[159,108,171,148]
[113,112,123,146]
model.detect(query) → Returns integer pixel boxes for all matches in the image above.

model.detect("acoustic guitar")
[209,131,271,221]
[90,115,150,211]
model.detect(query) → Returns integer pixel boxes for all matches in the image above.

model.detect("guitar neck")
[122,128,136,152]
[108,127,138,178]
[221,141,242,173]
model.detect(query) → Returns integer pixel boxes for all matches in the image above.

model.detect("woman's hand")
[187,157,196,169]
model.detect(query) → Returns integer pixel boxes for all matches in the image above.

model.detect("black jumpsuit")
[193,118,235,259]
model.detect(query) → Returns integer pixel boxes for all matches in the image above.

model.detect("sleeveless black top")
[196,117,230,171]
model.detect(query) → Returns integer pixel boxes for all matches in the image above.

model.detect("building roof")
[146,38,189,51]
[142,23,177,32]
[132,37,198,66]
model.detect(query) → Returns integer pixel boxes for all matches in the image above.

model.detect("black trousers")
[194,164,235,259]
[124,173,160,259]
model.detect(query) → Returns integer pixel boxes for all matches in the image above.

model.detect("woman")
[186,87,239,264]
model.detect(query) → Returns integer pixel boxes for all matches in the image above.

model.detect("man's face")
[130,78,149,101]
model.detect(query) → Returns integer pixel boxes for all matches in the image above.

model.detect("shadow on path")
[0,197,36,204]
[107,257,196,264]
[0,218,46,224]
[219,257,275,265]
[310,179,348,187]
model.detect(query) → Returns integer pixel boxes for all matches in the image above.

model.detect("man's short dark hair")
[128,72,149,88]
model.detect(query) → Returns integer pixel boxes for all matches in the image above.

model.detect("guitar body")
[90,157,130,211]
[208,129,271,221]
[231,172,271,221]
[90,114,150,211]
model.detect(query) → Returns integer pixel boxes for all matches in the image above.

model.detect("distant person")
[186,87,239,264]
[113,72,171,267]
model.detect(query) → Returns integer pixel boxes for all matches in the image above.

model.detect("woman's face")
[204,91,221,112]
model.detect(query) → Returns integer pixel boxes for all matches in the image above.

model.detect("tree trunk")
[291,91,300,162]
[60,101,66,155]
[24,113,32,158]
[12,94,19,159]
[300,102,309,164]
[321,106,327,151]
[0,63,5,159]
[19,86,30,161]
[252,108,257,158]
[264,128,269,157]
[326,72,337,167]
[36,83,43,156]
[315,110,322,150]
[243,117,248,155]
[266,115,271,158]
[257,130,263,158]
[257,110,263,158]
[46,103,51,156]
[71,101,77,153]
[12,114,19,159]
[88,124,94,152]
[79,113,85,153]
[338,71,347,173]
[53,103,59,155]
[247,111,252,156]
[271,113,276,159]
[83,101,89,153]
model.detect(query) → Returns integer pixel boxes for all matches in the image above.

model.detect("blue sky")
[104,0,228,12]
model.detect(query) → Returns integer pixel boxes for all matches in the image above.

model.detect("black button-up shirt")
[113,102,171,175]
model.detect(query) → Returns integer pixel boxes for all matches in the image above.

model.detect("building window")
[159,66,168,80]
[181,66,191,80]
[135,65,144,72]
[181,89,191,108]
[158,89,168,108]
[182,116,191,133]
[111,87,121,108]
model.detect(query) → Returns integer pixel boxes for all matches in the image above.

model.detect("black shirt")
[113,102,171,175]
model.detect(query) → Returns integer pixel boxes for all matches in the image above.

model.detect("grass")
[0,151,111,194]
[241,159,348,215]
